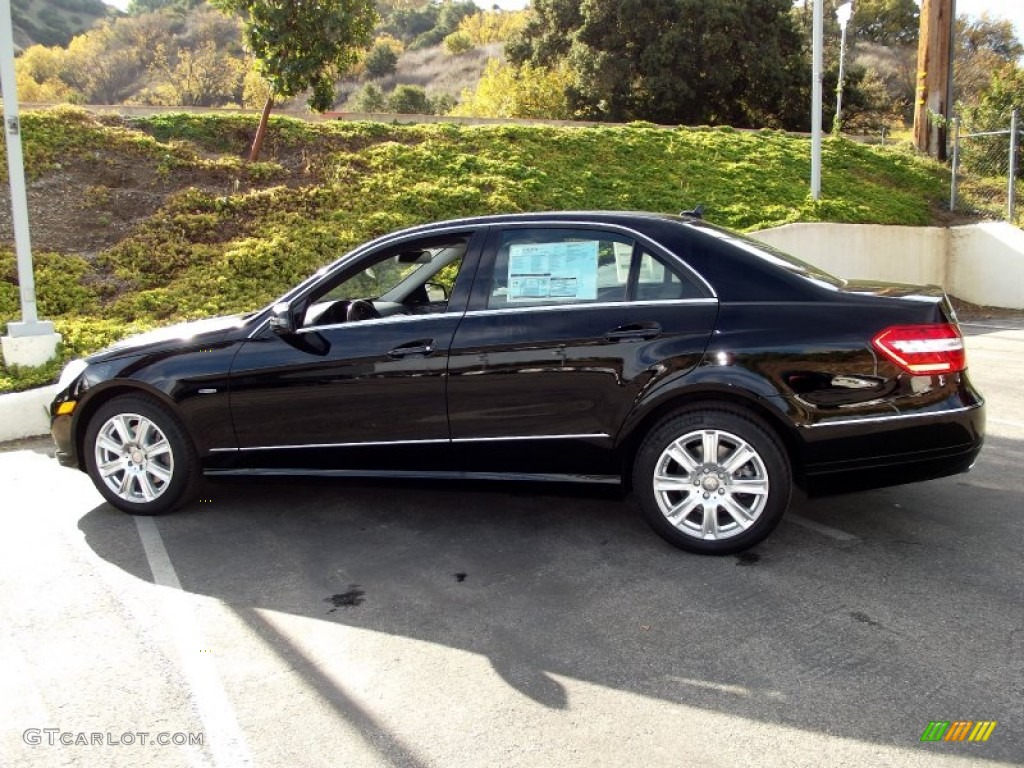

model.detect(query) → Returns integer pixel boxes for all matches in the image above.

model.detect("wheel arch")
[614,387,805,491]
[73,382,195,471]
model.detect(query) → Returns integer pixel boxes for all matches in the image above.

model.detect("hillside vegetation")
[0,107,951,392]
[11,0,109,49]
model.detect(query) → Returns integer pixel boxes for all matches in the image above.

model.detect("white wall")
[947,222,1024,309]
[0,384,57,443]
[752,221,1024,310]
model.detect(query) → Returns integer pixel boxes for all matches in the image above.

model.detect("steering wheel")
[346,299,381,322]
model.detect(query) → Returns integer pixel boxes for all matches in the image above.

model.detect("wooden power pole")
[913,0,955,160]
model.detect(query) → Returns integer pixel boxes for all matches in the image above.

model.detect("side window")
[488,229,634,309]
[303,236,469,326]
[634,249,706,301]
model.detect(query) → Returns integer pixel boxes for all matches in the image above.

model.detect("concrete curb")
[0,384,58,443]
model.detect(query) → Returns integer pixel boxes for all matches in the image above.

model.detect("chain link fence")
[950,109,1022,225]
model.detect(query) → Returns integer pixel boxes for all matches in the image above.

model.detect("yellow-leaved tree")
[452,59,572,120]
[15,45,80,103]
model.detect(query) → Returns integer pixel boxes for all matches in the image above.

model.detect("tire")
[84,394,200,516]
[633,406,791,555]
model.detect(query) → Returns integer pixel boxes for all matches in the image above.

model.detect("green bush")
[364,43,399,78]
[387,85,432,115]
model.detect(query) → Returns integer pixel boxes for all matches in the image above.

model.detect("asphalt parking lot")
[2,316,1022,768]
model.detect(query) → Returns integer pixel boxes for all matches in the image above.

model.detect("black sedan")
[50,212,985,554]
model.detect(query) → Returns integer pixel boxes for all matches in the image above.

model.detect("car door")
[445,223,718,476]
[226,228,484,470]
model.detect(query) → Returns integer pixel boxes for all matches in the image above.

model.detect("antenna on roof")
[680,205,705,219]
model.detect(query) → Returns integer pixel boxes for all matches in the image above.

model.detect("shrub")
[443,30,473,56]
[387,85,432,115]
[364,43,399,78]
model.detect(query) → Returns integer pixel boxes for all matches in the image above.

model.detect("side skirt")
[203,467,622,485]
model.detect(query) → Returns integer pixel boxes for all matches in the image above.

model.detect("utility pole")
[811,0,823,199]
[0,0,61,367]
[913,0,955,160]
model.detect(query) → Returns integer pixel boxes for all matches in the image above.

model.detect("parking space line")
[989,416,1024,430]
[787,514,860,541]
[135,517,253,768]
[960,322,1024,331]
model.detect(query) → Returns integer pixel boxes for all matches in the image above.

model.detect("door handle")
[604,323,662,342]
[388,339,436,358]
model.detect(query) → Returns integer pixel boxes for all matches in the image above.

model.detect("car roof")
[387,211,691,237]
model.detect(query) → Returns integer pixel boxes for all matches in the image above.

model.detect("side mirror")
[269,302,297,335]
[425,282,449,302]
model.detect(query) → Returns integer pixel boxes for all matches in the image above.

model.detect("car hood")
[86,314,252,363]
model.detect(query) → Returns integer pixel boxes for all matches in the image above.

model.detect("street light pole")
[811,0,823,199]
[835,2,854,134]
[0,0,60,367]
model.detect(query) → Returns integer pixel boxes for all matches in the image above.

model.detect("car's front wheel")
[634,407,791,554]
[84,394,199,515]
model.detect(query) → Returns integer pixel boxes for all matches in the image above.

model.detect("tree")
[452,59,572,119]
[364,41,399,77]
[127,0,204,14]
[146,40,245,106]
[64,24,140,103]
[387,84,431,114]
[442,29,473,55]
[408,0,476,50]
[509,0,807,129]
[852,0,918,45]
[955,14,1023,108]
[455,9,529,45]
[213,0,378,161]
[14,44,80,102]
[351,82,387,111]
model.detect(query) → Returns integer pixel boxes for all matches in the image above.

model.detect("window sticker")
[507,241,599,302]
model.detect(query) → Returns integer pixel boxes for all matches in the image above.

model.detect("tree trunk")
[249,95,274,163]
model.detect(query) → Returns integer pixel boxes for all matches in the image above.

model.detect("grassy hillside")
[11,0,110,49]
[0,106,952,392]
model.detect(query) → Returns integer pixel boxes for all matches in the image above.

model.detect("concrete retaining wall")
[0,384,57,443]
[753,221,1024,310]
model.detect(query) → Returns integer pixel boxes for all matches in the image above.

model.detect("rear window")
[693,222,845,289]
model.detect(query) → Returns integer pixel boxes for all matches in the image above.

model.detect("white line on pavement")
[960,322,1024,331]
[989,416,1024,430]
[135,516,253,768]
[788,513,861,541]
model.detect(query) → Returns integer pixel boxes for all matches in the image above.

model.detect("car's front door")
[225,229,483,470]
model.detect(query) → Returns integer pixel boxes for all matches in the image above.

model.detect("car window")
[488,229,634,309]
[634,249,706,301]
[303,237,468,326]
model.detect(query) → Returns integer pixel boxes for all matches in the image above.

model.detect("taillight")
[872,324,966,374]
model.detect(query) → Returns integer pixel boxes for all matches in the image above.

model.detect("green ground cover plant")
[0,107,950,393]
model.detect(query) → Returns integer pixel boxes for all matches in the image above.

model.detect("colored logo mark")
[920,721,998,742]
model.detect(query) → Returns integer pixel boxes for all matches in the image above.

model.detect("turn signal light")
[872,324,966,375]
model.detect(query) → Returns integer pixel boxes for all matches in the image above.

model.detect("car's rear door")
[445,222,718,476]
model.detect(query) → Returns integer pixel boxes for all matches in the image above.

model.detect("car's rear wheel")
[634,407,791,554]
[84,394,199,515]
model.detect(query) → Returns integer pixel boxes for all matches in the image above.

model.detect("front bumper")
[50,410,78,468]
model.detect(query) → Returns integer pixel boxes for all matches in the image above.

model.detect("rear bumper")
[798,401,985,496]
